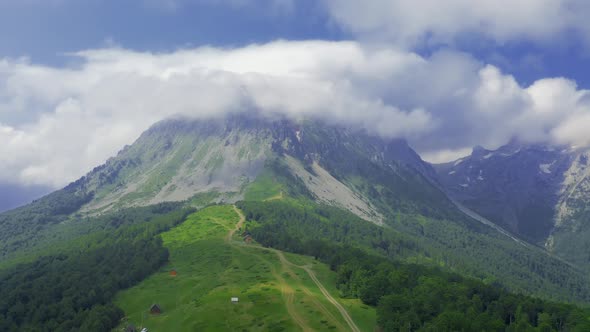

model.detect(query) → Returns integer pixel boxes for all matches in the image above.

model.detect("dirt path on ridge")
[229,205,360,332]
[226,205,245,243]
[275,251,361,332]
[228,206,313,331]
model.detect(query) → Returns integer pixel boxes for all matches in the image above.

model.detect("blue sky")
[0,1,344,64]
[0,0,587,87]
[2,0,590,209]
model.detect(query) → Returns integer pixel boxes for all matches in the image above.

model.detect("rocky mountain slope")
[435,141,590,267]
[55,113,456,224]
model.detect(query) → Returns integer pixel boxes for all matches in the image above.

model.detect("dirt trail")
[276,252,347,331]
[229,206,360,332]
[275,251,361,332]
[228,206,313,331]
[226,205,245,243]
[274,268,313,332]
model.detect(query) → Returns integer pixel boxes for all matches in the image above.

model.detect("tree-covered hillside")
[0,181,94,261]
[238,200,590,331]
[238,200,590,304]
[0,205,192,332]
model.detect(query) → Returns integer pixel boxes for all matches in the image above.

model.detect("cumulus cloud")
[418,65,590,159]
[323,0,590,48]
[1,40,590,187]
[0,41,434,187]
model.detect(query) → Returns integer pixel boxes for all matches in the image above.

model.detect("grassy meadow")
[113,205,375,332]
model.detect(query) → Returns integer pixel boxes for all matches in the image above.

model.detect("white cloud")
[1,40,590,187]
[323,0,590,48]
[0,41,435,187]
[421,148,473,164]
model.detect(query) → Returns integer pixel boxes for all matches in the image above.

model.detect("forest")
[237,199,590,304]
[0,204,193,332]
[237,200,590,331]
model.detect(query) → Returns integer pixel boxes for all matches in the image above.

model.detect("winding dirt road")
[226,205,245,243]
[275,251,361,332]
[229,205,361,332]
[228,206,313,331]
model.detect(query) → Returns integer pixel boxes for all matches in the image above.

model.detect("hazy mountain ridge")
[435,141,590,266]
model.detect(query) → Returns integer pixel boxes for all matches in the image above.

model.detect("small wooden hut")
[149,304,162,315]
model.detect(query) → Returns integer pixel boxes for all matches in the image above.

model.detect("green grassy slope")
[244,171,283,201]
[114,205,375,332]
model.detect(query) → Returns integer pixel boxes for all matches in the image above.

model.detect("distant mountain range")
[435,141,590,267]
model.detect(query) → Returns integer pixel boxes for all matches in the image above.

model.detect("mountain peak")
[471,145,490,158]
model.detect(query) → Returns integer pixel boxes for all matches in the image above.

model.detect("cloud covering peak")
[1,41,590,187]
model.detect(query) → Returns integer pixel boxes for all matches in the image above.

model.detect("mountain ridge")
[434,141,590,267]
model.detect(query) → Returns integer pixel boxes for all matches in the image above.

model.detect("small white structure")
[231,297,239,303]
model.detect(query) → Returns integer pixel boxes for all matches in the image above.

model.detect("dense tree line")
[336,251,590,331]
[0,238,164,331]
[0,201,185,266]
[237,200,590,331]
[0,205,193,332]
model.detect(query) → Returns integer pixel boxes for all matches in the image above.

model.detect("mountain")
[0,114,590,300]
[39,113,457,223]
[0,113,440,260]
[2,113,590,304]
[3,113,590,330]
[434,141,590,267]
